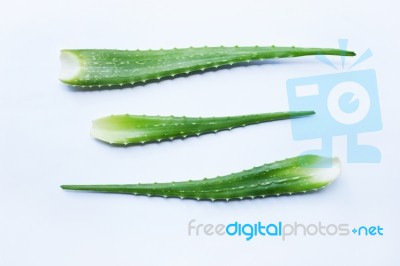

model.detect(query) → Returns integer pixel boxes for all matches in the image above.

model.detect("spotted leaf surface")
[60,46,355,87]
[91,111,314,145]
[61,155,341,201]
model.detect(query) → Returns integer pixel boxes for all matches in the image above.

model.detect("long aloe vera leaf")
[59,46,355,87]
[61,155,341,201]
[91,111,314,145]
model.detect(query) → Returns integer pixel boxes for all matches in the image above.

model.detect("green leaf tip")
[59,46,356,87]
[61,155,341,201]
[90,111,315,146]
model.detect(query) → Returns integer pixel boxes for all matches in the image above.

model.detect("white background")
[1,0,399,265]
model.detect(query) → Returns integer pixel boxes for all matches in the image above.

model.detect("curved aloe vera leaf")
[91,111,314,145]
[59,46,355,87]
[61,155,341,201]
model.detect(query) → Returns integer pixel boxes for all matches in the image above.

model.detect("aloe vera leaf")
[91,111,314,145]
[59,46,355,87]
[61,155,341,201]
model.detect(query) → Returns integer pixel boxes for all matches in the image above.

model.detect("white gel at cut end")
[59,51,81,82]
[310,157,342,184]
[91,118,145,145]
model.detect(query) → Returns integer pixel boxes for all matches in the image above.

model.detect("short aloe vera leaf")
[59,46,355,87]
[61,155,341,201]
[91,111,314,145]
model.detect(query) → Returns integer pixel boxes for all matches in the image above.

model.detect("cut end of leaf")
[59,50,81,83]
[91,116,140,145]
[91,118,118,144]
[309,157,341,185]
